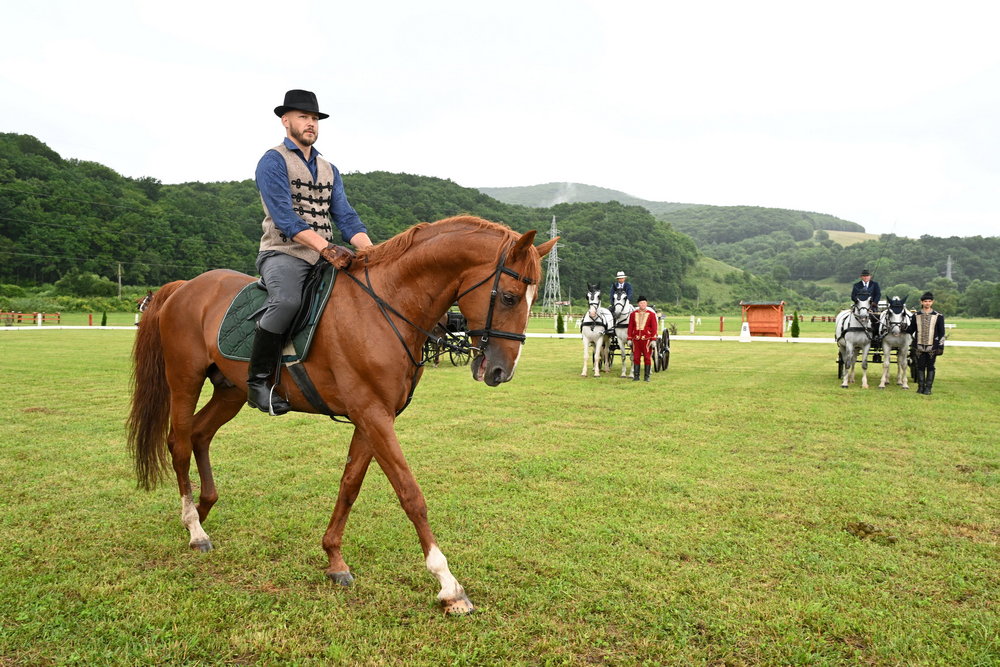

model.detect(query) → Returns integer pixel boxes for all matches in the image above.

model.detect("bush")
[791,310,800,337]
[556,313,565,334]
[0,284,26,298]
[54,271,117,297]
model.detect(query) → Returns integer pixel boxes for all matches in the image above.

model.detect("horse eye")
[501,292,518,307]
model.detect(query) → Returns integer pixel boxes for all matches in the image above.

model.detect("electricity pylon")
[540,216,562,313]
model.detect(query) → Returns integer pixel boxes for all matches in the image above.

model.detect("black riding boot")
[914,365,926,394]
[643,364,651,382]
[923,369,935,395]
[247,323,292,415]
[632,363,640,381]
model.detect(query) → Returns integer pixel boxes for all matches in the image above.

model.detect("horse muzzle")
[471,349,516,386]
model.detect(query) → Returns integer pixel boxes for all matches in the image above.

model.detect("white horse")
[607,290,635,377]
[836,295,875,389]
[878,297,913,390]
[580,284,613,377]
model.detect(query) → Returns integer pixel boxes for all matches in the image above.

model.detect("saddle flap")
[217,263,338,362]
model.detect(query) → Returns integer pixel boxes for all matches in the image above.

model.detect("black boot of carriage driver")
[644,364,651,382]
[632,363,640,381]
[247,322,292,415]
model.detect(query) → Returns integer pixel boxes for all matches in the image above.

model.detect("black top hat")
[636,295,648,302]
[860,269,871,276]
[274,89,329,120]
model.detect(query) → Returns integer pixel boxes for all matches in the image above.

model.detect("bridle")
[456,244,536,350]
[345,242,535,368]
[610,294,631,327]
[881,307,910,336]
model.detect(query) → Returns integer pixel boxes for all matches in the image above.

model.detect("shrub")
[0,284,26,298]
[791,310,800,337]
[54,271,117,297]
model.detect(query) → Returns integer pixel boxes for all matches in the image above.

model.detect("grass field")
[1,330,998,665]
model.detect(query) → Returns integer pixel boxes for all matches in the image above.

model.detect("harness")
[580,296,609,332]
[836,304,873,342]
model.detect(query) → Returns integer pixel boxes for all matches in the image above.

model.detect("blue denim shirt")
[255,137,367,243]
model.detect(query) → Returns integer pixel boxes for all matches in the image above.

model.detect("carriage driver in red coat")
[627,296,657,382]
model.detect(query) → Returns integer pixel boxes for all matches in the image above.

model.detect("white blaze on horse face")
[511,286,537,369]
[426,545,466,602]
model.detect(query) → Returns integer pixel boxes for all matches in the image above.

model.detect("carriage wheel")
[449,335,472,366]
[660,331,671,371]
[837,351,844,379]
[422,340,435,365]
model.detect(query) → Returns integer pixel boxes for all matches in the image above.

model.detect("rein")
[342,244,535,368]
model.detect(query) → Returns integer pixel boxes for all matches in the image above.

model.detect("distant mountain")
[478,182,866,233]
[478,182,698,217]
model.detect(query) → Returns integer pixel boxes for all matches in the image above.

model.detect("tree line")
[3,132,998,316]
[0,133,697,308]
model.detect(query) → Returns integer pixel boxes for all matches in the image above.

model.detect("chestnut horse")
[127,216,556,614]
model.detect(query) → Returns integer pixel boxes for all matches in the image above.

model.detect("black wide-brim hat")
[274,89,329,120]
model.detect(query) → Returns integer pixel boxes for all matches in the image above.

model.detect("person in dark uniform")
[610,271,633,304]
[850,269,882,343]
[907,291,946,395]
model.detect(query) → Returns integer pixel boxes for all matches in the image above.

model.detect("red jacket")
[628,308,657,341]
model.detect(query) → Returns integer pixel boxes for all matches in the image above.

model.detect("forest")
[2,132,999,316]
[0,133,695,311]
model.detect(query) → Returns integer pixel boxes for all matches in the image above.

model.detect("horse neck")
[363,229,509,333]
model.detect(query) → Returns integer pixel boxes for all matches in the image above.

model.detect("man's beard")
[292,127,317,146]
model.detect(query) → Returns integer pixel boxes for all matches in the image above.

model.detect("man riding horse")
[251,89,374,415]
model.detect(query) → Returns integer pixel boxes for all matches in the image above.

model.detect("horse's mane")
[357,216,541,283]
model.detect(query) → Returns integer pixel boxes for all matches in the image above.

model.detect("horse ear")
[509,230,538,261]
[535,236,558,258]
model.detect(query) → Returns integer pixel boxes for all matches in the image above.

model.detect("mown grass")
[1,331,997,665]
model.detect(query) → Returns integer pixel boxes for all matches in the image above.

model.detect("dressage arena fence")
[1,311,61,325]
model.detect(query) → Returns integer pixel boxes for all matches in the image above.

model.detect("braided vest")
[258,143,335,264]
[914,311,939,352]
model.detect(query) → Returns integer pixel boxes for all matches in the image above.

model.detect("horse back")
[158,269,256,361]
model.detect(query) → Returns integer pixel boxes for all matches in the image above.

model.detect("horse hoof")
[189,539,213,552]
[326,570,354,587]
[441,595,475,616]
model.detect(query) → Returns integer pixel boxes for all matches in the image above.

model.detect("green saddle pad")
[217,265,337,363]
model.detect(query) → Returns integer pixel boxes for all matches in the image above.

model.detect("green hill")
[478,182,698,217]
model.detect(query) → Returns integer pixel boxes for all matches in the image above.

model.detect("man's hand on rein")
[320,243,355,269]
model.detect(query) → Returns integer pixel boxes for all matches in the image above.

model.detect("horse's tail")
[127,280,186,491]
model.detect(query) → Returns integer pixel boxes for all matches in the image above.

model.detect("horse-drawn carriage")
[836,297,915,389]
[581,287,670,378]
[604,320,670,372]
[422,310,472,366]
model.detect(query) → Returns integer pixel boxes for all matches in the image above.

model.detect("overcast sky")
[2,0,997,238]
